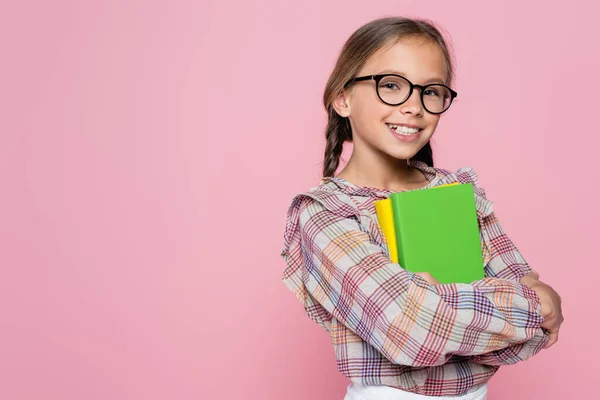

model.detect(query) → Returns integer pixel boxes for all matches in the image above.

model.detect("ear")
[331,89,352,118]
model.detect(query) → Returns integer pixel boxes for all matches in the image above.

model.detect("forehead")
[358,37,448,83]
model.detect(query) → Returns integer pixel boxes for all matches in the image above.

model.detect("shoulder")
[430,165,494,218]
[410,160,485,193]
[281,180,360,254]
[433,166,485,191]
[285,180,360,220]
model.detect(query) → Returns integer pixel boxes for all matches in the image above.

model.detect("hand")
[415,272,441,285]
[519,270,540,287]
[520,273,563,348]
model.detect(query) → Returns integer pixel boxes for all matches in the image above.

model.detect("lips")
[386,123,423,143]
[385,123,422,135]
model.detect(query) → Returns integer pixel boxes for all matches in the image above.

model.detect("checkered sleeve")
[297,196,545,368]
[480,211,535,281]
[456,166,534,282]
[467,332,548,365]
[467,206,550,365]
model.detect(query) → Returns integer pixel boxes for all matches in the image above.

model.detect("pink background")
[1,1,597,399]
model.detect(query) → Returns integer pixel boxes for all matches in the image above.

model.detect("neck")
[336,145,423,191]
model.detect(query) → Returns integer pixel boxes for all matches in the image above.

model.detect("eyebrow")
[376,69,447,85]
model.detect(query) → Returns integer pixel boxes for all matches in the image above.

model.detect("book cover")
[376,183,485,284]
[374,183,458,265]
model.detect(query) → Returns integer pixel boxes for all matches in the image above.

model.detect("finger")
[520,272,541,288]
[415,272,440,285]
[530,271,540,280]
[542,310,564,331]
[544,330,559,348]
[541,316,559,331]
[415,272,428,282]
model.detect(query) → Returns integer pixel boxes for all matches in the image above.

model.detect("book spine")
[374,199,399,263]
[389,194,408,271]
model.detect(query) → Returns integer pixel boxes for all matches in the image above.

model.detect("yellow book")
[374,198,398,263]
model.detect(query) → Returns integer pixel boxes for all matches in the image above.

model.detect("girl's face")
[335,37,449,161]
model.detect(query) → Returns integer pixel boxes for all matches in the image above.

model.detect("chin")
[382,148,419,161]
[381,131,433,159]
[384,142,427,161]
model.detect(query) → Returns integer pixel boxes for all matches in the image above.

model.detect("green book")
[389,183,485,284]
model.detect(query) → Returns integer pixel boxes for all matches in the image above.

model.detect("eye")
[380,82,400,90]
[423,88,441,97]
[423,85,452,100]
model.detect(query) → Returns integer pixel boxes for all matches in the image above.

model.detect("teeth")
[388,124,420,135]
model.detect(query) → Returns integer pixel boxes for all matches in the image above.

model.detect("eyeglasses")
[344,74,458,114]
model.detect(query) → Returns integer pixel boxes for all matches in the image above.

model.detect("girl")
[280,17,563,400]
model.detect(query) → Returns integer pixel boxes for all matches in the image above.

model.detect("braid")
[323,108,352,177]
[411,141,434,167]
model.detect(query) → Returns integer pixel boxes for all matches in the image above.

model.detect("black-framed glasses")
[344,74,458,114]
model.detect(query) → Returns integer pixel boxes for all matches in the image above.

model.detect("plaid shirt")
[280,160,548,396]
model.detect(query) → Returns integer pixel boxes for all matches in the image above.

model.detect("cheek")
[355,98,392,124]
[425,115,441,131]
[351,87,390,119]
[349,101,391,143]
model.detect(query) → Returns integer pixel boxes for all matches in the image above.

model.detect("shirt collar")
[318,160,442,199]
[314,160,494,218]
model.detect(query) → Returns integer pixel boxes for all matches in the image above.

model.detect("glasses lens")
[422,85,453,113]
[377,75,411,105]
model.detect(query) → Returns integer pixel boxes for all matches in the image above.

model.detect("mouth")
[385,123,423,143]
[385,123,423,135]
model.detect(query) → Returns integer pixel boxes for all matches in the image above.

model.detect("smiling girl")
[280,17,563,400]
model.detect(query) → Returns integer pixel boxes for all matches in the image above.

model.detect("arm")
[415,272,548,366]
[455,165,534,281]
[479,206,534,281]
[467,334,548,366]
[480,214,562,351]
[468,274,561,366]
[465,193,551,365]
[297,197,546,368]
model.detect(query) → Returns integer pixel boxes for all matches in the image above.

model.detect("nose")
[399,89,423,116]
